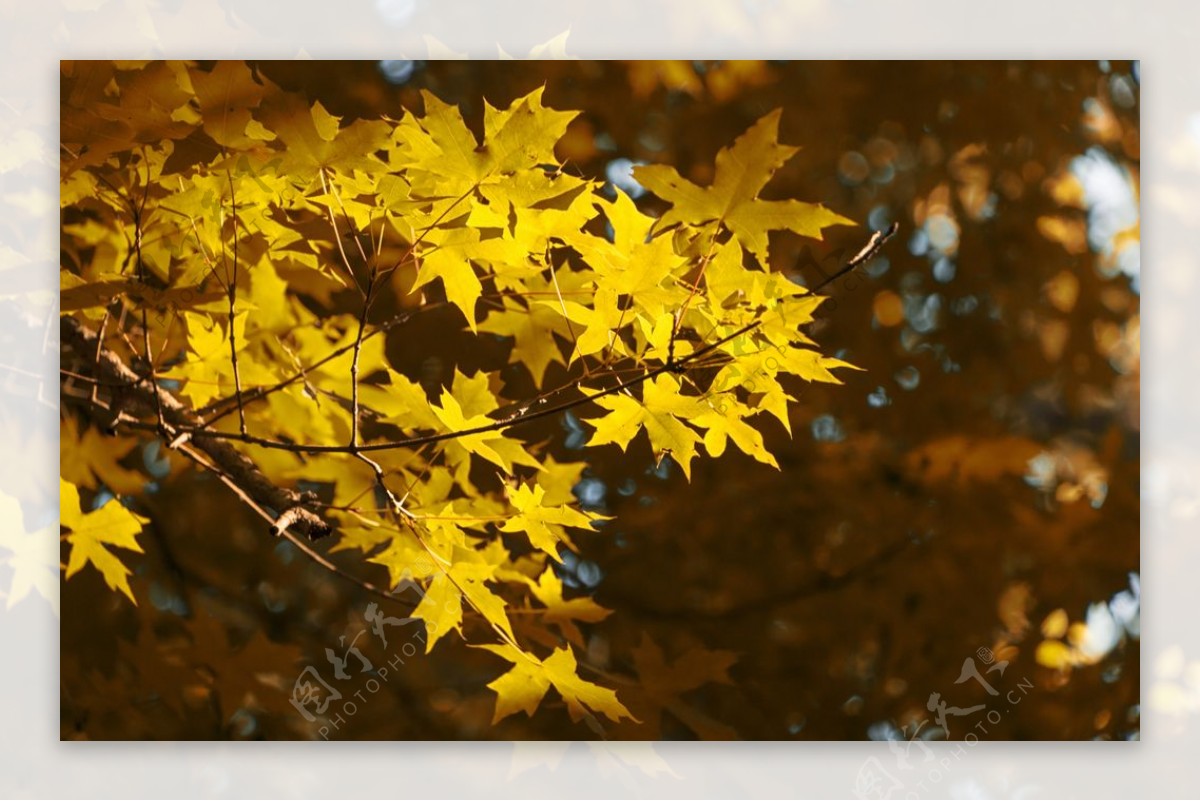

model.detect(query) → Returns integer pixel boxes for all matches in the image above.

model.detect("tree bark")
[60,315,330,540]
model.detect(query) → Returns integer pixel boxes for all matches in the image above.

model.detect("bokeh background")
[56,60,1141,742]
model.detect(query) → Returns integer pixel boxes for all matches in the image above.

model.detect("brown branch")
[320,167,379,451]
[347,257,373,451]
[130,200,169,438]
[225,169,247,435]
[60,223,896,623]
[814,221,899,293]
[60,314,331,541]
[169,437,416,611]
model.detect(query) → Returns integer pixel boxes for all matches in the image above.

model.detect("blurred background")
[59,60,1140,741]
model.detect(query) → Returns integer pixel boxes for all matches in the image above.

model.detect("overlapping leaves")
[60,61,856,734]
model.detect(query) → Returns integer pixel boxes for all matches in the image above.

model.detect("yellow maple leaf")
[357,368,442,434]
[60,415,146,496]
[257,93,392,179]
[481,643,634,725]
[432,373,539,477]
[396,87,577,195]
[538,286,628,363]
[478,297,572,387]
[634,109,852,266]
[409,226,486,329]
[522,567,611,646]
[478,270,584,386]
[60,478,147,604]
[564,190,687,319]
[585,374,705,479]
[187,60,266,150]
[535,456,588,506]
[161,310,277,409]
[499,483,600,560]
[691,407,779,468]
[413,571,463,651]
[411,543,515,652]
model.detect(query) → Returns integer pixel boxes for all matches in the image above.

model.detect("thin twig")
[373,184,477,291]
[132,202,169,438]
[225,169,247,435]
[667,222,722,366]
[318,169,366,298]
[173,437,410,608]
[321,167,378,450]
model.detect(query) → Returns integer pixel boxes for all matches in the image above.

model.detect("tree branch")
[60,314,331,541]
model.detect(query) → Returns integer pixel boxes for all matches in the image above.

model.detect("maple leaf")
[283,316,391,397]
[538,286,628,363]
[395,87,577,195]
[257,93,392,179]
[711,345,858,434]
[535,456,588,506]
[408,226,486,328]
[585,374,706,479]
[500,483,602,560]
[702,238,820,315]
[187,60,268,150]
[88,61,198,146]
[60,478,147,604]
[413,571,464,650]
[692,407,779,468]
[634,109,853,266]
[564,189,688,319]
[161,311,277,409]
[482,643,634,726]
[432,371,539,478]
[622,634,739,739]
[466,171,599,274]
[478,270,585,386]
[60,415,146,496]
[357,368,442,433]
[479,296,572,386]
[412,543,516,652]
[522,567,611,646]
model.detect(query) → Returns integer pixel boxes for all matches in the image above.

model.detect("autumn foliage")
[60,60,865,734]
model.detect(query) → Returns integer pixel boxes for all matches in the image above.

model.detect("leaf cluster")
[60,61,854,732]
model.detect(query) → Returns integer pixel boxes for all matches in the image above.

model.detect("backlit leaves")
[395,87,577,195]
[60,62,861,736]
[482,643,634,725]
[500,483,603,560]
[634,109,852,265]
[60,478,147,604]
[60,415,147,496]
[259,94,391,178]
[586,374,706,479]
